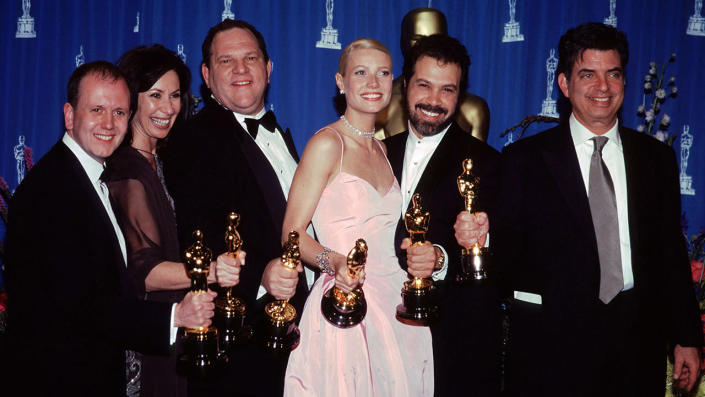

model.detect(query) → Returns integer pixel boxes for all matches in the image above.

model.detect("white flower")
[669,76,676,84]
[649,67,657,75]
[660,114,671,126]
[645,109,655,122]
[671,87,678,95]
[654,131,667,142]
[650,61,657,68]
[637,124,646,132]
[644,82,653,91]
[644,75,652,82]
[656,89,666,99]
[637,105,646,114]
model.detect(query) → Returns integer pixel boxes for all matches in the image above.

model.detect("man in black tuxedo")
[3,61,215,396]
[384,34,502,396]
[163,20,310,396]
[495,22,702,396]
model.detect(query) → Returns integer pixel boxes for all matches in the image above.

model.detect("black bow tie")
[244,110,278,139]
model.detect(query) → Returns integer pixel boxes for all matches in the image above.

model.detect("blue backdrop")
[1,0,704,248]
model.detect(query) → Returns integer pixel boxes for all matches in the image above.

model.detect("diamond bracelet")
[315,246,335,276]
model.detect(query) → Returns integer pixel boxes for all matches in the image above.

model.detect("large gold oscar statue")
[321,239,368,328]
[214,212,248,350]
[259,231,301,352]
[374,8,490,142]
[457,159,489,282]
[396,194,438,325]
[179,230,226,377]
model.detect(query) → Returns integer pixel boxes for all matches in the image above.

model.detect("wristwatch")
[434,247,445,271]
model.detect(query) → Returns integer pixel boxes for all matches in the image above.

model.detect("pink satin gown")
[284,132,434,396]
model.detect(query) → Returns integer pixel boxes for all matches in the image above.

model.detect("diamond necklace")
[340,115,375,138]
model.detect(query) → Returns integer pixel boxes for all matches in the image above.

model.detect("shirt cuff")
[256,284,267,300]
[169,303,178,345]
[431,244,449,281]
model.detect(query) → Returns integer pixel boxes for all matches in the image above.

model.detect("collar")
[405,120,450,150]
[232,107,266,126]
[208,94,266,126]
[569,113,622,152]
[62,132,105,185]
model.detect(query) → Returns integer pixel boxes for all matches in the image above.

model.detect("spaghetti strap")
[375,139,395,177]
[317,126,345,173]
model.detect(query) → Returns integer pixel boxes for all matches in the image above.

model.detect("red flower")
[691,260,704,283]
[0,291,6,313]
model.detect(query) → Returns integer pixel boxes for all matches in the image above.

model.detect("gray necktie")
[588,136,623,304]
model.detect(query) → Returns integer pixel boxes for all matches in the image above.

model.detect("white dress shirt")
[63,133,177,342]
[62,133,127,264]
[569,113,634,291]
[400,122,451,280]
[231,108,315,296]
[514,115,634,305]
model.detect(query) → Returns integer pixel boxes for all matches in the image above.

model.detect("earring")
[339,89,345,94]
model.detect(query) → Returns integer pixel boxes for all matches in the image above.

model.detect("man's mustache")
[415,103,448,115]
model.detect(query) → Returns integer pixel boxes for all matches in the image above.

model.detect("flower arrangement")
[0,144,33,339]
[636,53,678,146]
[666,216,705,396]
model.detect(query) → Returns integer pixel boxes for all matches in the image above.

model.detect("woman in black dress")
[104,44,243,397]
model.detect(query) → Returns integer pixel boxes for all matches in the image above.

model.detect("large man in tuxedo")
[3,61,215,396]
[495,23,702,396]
[384,34,502,396]
[163,19,309,397]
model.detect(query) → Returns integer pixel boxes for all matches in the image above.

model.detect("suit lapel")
[619,126,645,285]
[224,107,289,232]
[59,143,129,287]
[281,127,299,163]
[386,132,407,184]
[411,124,459,212]
[540,125,596,236]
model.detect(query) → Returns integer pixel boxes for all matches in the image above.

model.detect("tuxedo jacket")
[3,141,172,396]
[494,123,702,396]
[163,99,308,396]
[385,122,502,396]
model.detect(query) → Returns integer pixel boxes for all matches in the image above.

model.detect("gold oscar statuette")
[178,230,226,377]
[259,231,301,352]
[321,239,368,328]
[457,158,489,282]
[396,193,438,325]
[214,212,249,351]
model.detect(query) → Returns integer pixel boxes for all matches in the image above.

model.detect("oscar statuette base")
[321,286,367,328]
[457,246,490,284]
[396,278,438,326]
[177,326,227,379]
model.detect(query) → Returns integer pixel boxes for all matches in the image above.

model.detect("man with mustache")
[384,34,502,396]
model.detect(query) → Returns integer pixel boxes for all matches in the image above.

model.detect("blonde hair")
[338,38,392,75]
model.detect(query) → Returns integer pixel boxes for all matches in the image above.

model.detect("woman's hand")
[332,252,363,292]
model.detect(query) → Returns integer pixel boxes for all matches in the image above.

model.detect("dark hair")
[201,19,269,69]
[402,34,470,93]
[557,22,629,80]
[116,44,192,144]
[67,61,125,108]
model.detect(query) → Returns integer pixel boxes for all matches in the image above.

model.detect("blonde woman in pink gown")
[282,38,433,396]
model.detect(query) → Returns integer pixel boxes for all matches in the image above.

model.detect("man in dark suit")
[3,61,215,396]
[495,23,702,396]
[384,34,502,396]
[163,20,309,396]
